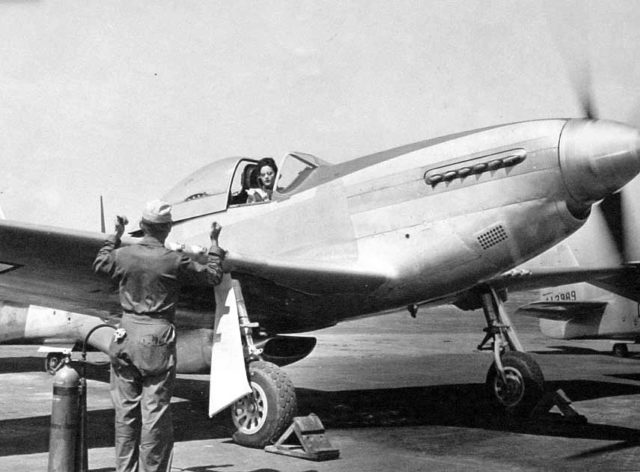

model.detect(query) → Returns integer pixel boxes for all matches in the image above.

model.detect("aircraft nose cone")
[560,119,640,204]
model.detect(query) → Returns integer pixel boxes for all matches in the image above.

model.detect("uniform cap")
[141,200,172,224]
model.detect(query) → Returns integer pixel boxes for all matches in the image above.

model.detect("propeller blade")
[575,62,597,119]
[600,191,626,261]
[543,3,596,119]
[625,99,640,130]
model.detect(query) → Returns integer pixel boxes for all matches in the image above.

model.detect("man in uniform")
[93,200,225,472]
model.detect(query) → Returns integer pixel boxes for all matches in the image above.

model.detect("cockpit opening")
[229,161,259,206]
[161,152,324,223]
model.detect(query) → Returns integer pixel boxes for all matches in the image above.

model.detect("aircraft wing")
[0,220,389,319]
[487,264,640,302]
[487,265,637,291]
[0,219,119,318]
[224,251,389,294]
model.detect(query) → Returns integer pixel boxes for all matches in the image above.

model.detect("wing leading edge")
[0,220,389,321]
[0,219,118,317]
[224,250,389,295]
[487,264,640,302]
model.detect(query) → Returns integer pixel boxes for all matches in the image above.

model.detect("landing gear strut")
[478,287,544,415]
[228,280,297,448]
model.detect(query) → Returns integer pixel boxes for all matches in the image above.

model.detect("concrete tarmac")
[0,302,639,471]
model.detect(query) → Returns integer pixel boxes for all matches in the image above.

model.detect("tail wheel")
[231,361,297,448]
[486,351,544,416]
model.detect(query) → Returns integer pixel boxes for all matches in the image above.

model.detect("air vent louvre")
[477,225,508,250]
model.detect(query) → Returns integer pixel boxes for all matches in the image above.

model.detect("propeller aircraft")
[1,115,640,447]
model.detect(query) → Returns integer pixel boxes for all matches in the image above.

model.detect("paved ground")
[1,301,640,471]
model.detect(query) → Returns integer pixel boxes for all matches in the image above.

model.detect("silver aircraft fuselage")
[163,118,640,332]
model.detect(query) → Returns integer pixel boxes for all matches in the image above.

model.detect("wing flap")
[516,301,608,321]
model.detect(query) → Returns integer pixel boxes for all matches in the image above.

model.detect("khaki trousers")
[109,315,177,472]
[110,363,175,472]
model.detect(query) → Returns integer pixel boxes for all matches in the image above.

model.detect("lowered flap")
[516,301,608,321]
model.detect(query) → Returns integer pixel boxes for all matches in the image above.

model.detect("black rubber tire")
[486,351,544,416]
[231,361,297,448]
[613,343,630,358]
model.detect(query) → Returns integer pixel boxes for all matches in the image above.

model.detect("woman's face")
[259,165,276,189]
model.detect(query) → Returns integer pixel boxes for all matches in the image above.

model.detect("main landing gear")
[231,360,297,448]
[228,280,297,448]
[477,287,544,415]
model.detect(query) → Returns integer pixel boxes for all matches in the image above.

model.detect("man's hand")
[115,215,129,238]
[210,221,222,243]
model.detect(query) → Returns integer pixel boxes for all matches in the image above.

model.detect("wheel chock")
[531,389,587,422]
[264,413,340,461]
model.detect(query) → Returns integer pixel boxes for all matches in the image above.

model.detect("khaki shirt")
[93,234,224,321]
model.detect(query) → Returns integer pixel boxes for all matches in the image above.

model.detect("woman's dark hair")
[256,157,278,175]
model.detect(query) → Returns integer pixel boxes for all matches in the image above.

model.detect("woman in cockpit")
[247,157,278,203]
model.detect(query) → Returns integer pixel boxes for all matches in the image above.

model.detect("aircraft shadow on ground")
[2,366,640,458]
[297,380,640,437]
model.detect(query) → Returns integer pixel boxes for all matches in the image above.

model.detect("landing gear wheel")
[45,353,64,375]
[486,351,544,416]
[613,343,630,358]
[231,361,297,448]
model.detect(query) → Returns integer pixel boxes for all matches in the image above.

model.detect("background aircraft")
[514,176,640,358]
[1,0,640,449]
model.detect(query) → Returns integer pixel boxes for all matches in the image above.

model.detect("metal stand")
[265,414,340,461]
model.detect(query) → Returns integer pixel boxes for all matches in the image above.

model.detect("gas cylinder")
[48,362,80,472]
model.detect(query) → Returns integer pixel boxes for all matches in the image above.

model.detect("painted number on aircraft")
[544,291,577,302]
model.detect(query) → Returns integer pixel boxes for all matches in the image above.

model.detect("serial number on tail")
[542,290,577,302]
